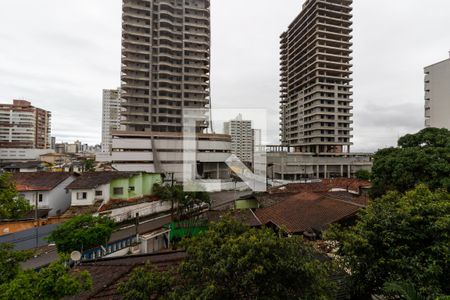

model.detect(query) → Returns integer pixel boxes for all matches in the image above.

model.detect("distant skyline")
[1,0,449,151]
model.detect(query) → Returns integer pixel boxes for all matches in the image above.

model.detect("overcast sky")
[0,0,449,151]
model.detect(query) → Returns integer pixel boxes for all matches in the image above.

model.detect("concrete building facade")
[280,0,353,154]
[224,114,253,164]
[267,151,372,181]
[424,53,450,129]
[102,89,122,152]
[0,100,51,149]
[97,131,231,181]
[120,0,211,133]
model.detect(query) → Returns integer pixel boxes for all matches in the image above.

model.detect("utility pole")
[35,191,39,249]
[135,212,140,238]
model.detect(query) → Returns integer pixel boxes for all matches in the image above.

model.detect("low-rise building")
[255,188,368,238]
[67,171,163,207]
[39,153,71,165]
[0,148,54,162]
[267,150,372,181]
[97,131,232,182]
[12,172,77,216]
[3,161,48,173]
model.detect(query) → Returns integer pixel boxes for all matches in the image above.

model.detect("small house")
[67,171,163,207]
[13,172,78,216]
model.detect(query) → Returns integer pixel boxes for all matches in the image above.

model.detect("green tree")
[153,184,210,220]
[0,244,32,285]
[118,263,174,300]
[120,217,334,300]
[0,172,32,219]
[325,185,450,298]
[371,128,450,198]
[0,259,92,300]
[83,159,95,172]
[47,215,115,254]
[355,169,371,180]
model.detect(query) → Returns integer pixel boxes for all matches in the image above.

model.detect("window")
[95,190,103,196]
[77,192,87,200]
[113,187,124,195]
[38,194,43,202]
[129,186,135,192]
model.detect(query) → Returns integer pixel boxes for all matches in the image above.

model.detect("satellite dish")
[70,251,82,262]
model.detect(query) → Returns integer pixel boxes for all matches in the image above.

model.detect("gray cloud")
[0,0,449,150]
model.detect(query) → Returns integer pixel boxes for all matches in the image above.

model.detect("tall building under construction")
[120,0,211,133]
[280,0,353,153]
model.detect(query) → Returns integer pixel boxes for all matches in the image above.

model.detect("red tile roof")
[12,172,75,192]
[66,171,140,190]
[67,251,186,300]
[255,191,363,234]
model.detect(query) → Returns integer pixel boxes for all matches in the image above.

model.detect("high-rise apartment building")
[0,100,51,149]
[101,0,231,181]
[424,53,450,130]
[101,89,122,152]
[224,114,253,164]
[121,0,210,133]
[280,0,353,154]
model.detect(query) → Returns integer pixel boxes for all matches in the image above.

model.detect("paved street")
[21,189,251,269]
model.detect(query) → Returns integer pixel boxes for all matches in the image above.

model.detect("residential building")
[67,171,162,207]
[424,53,450,129]
[3,161,48,173]
[101,89,121,152]
[111,0,230,180]
[120,0,211,133]
[279,0,353,154]
[255,188,366,237]
[51,137,56,150]
[39,153,71,165]
[55,143,66,154]
[273,0,372,180]
[0,100,51,149]
[13,172,77,217]
[224,114,253,164]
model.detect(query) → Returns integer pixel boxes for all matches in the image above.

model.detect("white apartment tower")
[280,0,354,154]
[424,53,450,130]
[224,114,253,164]
[101,89,121,152]
[120,0,211,133]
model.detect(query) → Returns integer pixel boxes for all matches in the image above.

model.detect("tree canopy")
[153,184,210,220]
[119,217,334,300]
[0,172,32,219]
[325,185,450,298]
[371,128,450,197]
[47,214,115,254]
[0,244,32,285]
[0,258,92,300]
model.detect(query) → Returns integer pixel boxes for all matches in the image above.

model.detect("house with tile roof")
[255,191,366,238]
[12,172,78,217]
[67,172,162,207]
